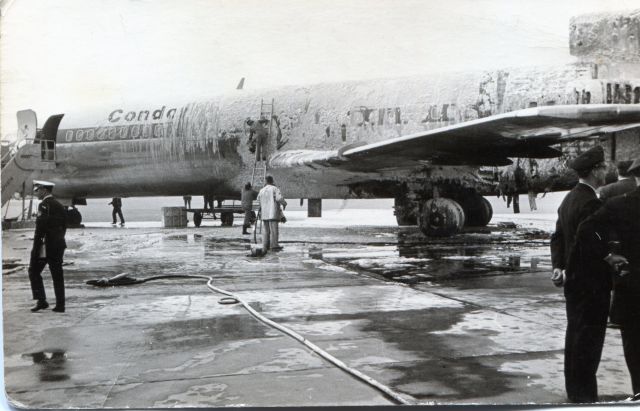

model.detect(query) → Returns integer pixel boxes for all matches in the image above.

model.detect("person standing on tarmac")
[109,197,125,226]
[28,180,67,313]
[599,160,637,201]
[183,195,192,209]
[598,160,636,329]
[241,183,257,235]
[550,145,609,403]
[570,157,640,398]
[257,176,287,252]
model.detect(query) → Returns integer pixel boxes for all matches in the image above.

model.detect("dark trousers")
[621,324,640,395]
[243,210,251,230]
[28,252,65,307]
[255,135,265,161]
[564,291,610,402]
[112,207,124,224]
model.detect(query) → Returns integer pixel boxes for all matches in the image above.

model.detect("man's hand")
[604,253,629,272]
[551,268,565,287]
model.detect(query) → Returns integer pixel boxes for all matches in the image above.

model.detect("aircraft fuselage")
[31,63,640,202]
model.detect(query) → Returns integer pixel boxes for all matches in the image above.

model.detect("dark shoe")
[30,300,49,312]
[52,306,65,313]
[242,231,249,235]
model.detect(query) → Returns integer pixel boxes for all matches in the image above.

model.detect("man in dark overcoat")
[599,160,637,201]
[241,182,257,235]
[109,197,125,226]
[549,145,609,403]
[28,180,67,313]
[571,158,640,398]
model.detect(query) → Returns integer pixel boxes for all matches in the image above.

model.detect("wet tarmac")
[1,212,635,407]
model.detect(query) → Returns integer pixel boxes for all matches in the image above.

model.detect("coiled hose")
[87,273,416,405]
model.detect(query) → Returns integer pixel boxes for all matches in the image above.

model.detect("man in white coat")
[257,175,287,252]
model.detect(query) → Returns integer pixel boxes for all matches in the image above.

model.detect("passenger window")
[153,124,164,138]
[131,125,141,139]
[625,85,632,104]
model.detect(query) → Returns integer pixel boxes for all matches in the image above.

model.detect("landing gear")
[65,207,82,227]
[394,196,417,226]
[220,212,234,226]
[418,198,465,237]
[194,212,203,227]
[457,194,493,227]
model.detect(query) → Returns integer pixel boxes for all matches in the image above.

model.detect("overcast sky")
[1,0,638,137]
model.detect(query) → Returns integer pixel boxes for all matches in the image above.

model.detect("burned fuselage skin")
[36,62,640,203]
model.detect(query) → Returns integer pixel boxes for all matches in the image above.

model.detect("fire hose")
[87,273,416,405]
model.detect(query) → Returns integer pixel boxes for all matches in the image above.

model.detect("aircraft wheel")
[460,195,493,227]
[194,212,203,227]
[221,212,234,226]
[65,207,82,226]
[418,198,465,237]
[394,196,417,226]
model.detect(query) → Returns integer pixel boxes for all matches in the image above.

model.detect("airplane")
[2,12,640,237]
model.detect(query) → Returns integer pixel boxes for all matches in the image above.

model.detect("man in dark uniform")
[241,182,257,235]
[571,158,640,397]
[109,197,125,226]
[28,180,67,313]
[599,160,637,201]
[549,145,608,403]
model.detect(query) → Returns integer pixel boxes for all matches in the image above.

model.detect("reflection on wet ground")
[158,226,553,287]
[22,351,69,382]
[304,228,551,285]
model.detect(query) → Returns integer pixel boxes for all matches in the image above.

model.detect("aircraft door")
[17,110,37,141]
[39,114,64,161]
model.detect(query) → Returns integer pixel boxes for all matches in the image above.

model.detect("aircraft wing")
[269,104,640,172]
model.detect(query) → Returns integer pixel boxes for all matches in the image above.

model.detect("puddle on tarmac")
[306,229,550,285]
[156,226,549,286]
[21,351,70,382]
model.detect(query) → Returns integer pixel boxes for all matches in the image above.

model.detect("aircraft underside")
[32,147,516,237]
